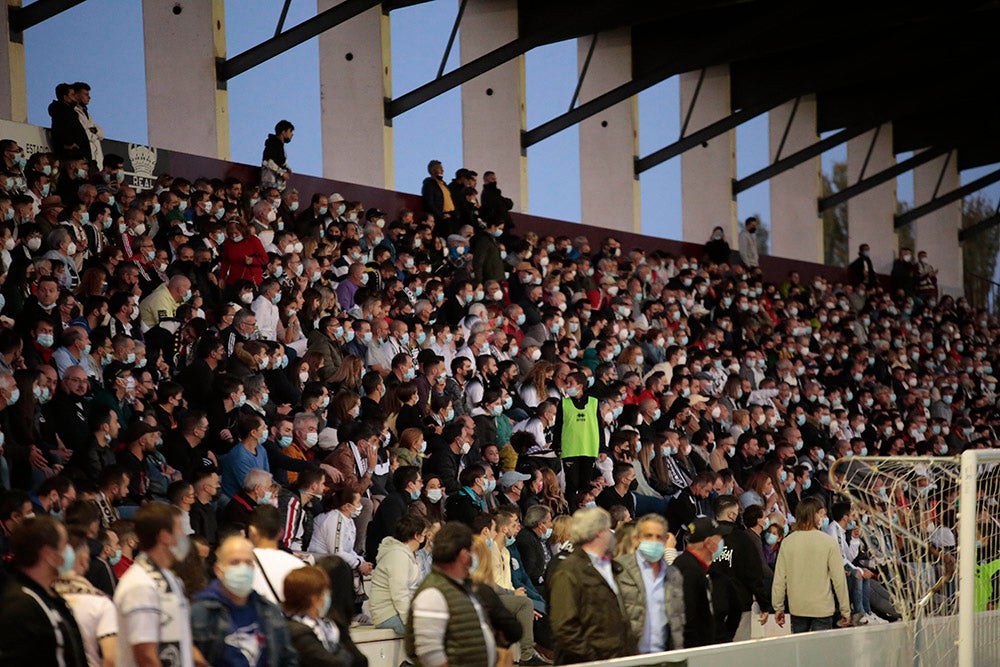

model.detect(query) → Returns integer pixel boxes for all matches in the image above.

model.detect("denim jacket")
[191,580,299,667]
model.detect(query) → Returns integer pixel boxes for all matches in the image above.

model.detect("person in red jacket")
[219,221,268,287]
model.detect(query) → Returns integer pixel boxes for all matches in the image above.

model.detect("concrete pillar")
[0,0,28,122]
[680,66,737,243]
[768,95,822,262]
[577,28,639,233]
[847,123,896,274]
[460,0,526,211]
[318,3,393,189]
[913,149,962,296]
[142,0,228,158]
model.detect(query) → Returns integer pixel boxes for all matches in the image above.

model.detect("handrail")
[964,272,1000,317]
[964,272,1000,289]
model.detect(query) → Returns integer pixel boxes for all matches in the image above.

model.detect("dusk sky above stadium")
[20,0,1000,248]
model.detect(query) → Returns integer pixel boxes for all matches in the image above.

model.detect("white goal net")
[832,451,1000,667]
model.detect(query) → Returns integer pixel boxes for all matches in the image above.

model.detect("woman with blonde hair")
[394,427,426,468]
[741,470,781,515]
[616,344,645,376]
[614,520,638,558]
[539,468,569,517]
[469,534,532,666]
[763,459,792,520]
[519,360,554,409]
[328,354,363,394]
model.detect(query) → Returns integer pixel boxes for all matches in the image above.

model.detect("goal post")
[831,452,1000,667]
[958,448,1000,667]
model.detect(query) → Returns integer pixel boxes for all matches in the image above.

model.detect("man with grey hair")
[549,507,636,662]
[516,504,553,588]
[43,227,80,290]
[221,468,274,534]
[51,325,90,378]
[616,513,686,652]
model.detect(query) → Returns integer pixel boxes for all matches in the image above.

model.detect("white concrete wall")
[913,149,963,296]
[769,96,822,262]
[460,0,526,211]
[680,66,737,243]
[318,2,393,189]
[847,124,897,273]
[577,28,640,234]
[142,0,228,158]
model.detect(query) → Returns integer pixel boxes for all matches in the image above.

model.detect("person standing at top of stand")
[262,120,294,193]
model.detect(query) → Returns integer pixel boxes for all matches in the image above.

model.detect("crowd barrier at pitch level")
[0,118,876,287]
[573,613,1000,667]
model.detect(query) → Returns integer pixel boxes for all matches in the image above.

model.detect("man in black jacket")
[420,160,455,235]
[422,422,465,494]
[847,243,878,287]
[443,465,488,526]
[665,471,717,545]
[672,516,731,648]
[47,83,89,160]
[479,171,513,228]
[0,516,89,667]
[710,495,773,642]
[366,465,422,556]
[515,504,553,588]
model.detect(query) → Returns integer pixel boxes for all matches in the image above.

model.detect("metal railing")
[965,272,1000,316]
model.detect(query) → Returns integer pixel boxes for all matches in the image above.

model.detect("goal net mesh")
[832,455,1000,667]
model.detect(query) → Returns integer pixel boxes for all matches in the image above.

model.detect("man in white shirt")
[824,501,879,625]
[114,502,203,667]
[247,505,305,604]
[251,279,282,342]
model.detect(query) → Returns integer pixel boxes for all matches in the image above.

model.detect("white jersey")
[61,590,118,667]
[114,553,194,667]
[252,547,306,604]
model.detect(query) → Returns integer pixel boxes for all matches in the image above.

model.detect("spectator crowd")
[0,82,998,667]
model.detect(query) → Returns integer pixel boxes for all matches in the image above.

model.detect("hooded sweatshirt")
[370,536,422,625]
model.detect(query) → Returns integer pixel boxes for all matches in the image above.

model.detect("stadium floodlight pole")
[958,449,979,667]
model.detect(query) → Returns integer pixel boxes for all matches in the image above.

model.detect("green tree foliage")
[962,194,1000,308]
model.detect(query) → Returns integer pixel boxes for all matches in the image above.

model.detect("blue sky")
[20,0,999,248]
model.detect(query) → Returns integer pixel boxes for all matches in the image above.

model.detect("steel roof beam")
[895,166,1000,228]
[217,0,381,82]
[634,97,786,174]
[818,147,950,211]
[8,0,86,33]
[733,123,877,195]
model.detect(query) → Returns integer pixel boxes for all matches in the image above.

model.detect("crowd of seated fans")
[0,100,997,667]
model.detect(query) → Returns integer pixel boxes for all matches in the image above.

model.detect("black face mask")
[629,479,639,492]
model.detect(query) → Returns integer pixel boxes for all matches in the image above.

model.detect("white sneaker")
[865,614,883,625]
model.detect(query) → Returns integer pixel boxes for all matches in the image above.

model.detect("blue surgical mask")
[58,543,76,576]
[637,540,665,562]
[278,435,293,448]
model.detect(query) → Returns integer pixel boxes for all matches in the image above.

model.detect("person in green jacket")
[549,506,637,663]
[552,372,605,502]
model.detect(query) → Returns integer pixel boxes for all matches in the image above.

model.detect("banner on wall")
[0,118,171,191]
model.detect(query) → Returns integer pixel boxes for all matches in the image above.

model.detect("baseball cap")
[121,421,158,444]
[686,517,732,542]
[500,471,531,489]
